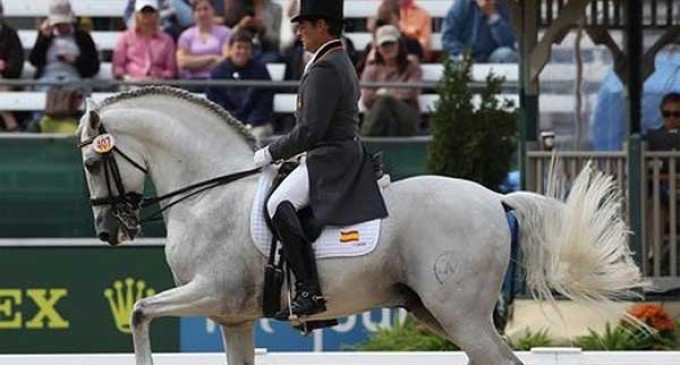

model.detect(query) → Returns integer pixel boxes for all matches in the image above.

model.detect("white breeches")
[267,158,310,218]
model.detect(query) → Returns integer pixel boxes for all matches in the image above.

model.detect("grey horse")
[77,86,644,365]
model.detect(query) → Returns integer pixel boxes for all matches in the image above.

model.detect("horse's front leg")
[220,321,256,365]
[131,279,218,365]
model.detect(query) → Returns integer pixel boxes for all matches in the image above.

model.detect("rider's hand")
[253,147,272,167]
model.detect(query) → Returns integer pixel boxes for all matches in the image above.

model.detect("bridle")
[78,124,261,231]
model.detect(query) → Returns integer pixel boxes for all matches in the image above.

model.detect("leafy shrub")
[353,315,459,351]
[511,328,553,350]
[575,304,678,350]
[426,55,517,191]
[574,323,657,350]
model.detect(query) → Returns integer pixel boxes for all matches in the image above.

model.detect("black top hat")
[291,0,344,23]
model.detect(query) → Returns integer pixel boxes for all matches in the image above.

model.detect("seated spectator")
[176,0,231,90]
[223,0,282,63]
[114,0,177,81]
[591,52,680,150]
[0,0,24,132]
[647,93,680,152]
[645,93,680,229]
[360,25,422,137]
[397,0,432,60]
[29,0,100,91]
[442,0,517,63]
[124,0,194,40]
[357,0,423,75]
[207,30,274,139]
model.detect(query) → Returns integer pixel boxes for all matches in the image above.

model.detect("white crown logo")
[104,278,156,334]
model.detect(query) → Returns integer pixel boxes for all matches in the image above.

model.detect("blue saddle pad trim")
[503,210,520,299]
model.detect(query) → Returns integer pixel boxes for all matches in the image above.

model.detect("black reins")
[79,125,260,223]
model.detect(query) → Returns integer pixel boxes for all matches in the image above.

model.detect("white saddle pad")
[250,165,381,259]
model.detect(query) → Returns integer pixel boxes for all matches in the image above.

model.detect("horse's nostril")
[98,232,110,242]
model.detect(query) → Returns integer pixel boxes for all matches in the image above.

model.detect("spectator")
[0,0,24,131]
[223,0,282,63]
[360,25,422,137]
[647,93,680,151]
[397,0,432,59]
[376,0,423,59]
[357,0,423,76]
[176,0,231,90]
[207,30,274,139]
[591,52,680,150]
[124,0,194,40]
[442,0,517,63]
[29,0,100,91]
[113,0,177,81]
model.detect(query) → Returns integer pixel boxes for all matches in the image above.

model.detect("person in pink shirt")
[113,0,177,81]
[176,0,231,81]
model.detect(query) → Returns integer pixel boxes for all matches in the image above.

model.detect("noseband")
[78,125,148,231]
[79,124,261,228]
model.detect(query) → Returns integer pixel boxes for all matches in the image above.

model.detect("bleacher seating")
[21,62,287,82]
[1,0,605,122]
[3,0,450,18]
[0,89,587,116]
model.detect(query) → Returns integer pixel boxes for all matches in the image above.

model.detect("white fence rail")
[1,349,679,365]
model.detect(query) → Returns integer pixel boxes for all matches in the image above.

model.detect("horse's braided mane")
[98,85,258,151]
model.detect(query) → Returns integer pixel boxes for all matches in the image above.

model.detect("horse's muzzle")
[95,210,122,245]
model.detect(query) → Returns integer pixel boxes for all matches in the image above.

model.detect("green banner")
[0,245,178,353]
[0,136,430,238]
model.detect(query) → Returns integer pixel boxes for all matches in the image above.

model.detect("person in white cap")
[123,0,194,40]
[28,0,100,90]
[0,0,25,131]
[360,24,422,136]
[113,0,177,80]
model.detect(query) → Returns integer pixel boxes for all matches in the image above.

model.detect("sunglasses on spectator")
[662,110,680,118]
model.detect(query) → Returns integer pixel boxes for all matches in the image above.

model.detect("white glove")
[253,147,273,167]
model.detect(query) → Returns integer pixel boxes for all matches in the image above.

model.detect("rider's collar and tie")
[302,38,344,75]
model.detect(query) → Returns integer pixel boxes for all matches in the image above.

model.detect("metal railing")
[527,148,680,292]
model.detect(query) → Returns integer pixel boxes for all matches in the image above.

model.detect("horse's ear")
[85,98,101,130]
[89,110,101,130]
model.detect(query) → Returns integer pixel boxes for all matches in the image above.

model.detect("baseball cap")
[48,0,75,25]
[375,25,401,46]
[135,0,159,12]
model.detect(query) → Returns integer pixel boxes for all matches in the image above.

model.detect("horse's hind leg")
[422,298,521,365]
[131,279,220,365]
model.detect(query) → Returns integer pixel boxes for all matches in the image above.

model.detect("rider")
[253,0,388,318]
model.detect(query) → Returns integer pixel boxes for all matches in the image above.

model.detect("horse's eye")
[85,159,102,173]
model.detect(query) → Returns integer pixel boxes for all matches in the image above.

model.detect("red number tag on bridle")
[93,134,115,154]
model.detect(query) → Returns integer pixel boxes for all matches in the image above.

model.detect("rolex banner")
[0,246,178,353]
[0,244,410,353]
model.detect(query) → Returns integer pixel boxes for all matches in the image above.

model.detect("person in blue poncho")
[591,51,680,150]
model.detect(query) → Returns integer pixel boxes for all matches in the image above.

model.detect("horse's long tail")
[501,162,645,311]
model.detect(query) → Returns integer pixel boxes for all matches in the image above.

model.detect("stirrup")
[275,291,326,320]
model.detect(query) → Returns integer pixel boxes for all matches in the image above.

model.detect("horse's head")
[77,99,147,245]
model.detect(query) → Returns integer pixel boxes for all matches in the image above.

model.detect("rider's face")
[296,20,327,53]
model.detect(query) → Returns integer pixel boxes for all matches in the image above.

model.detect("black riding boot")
[272,201,326,318]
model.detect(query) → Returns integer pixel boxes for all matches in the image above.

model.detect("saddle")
[261,153,385,334]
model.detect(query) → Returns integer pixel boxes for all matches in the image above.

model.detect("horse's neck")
[104,104,254,198]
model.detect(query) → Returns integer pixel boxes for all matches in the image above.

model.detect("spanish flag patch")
[339,230,360,243]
